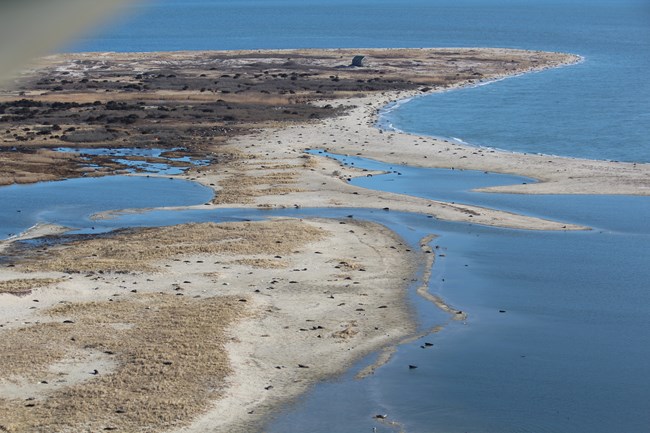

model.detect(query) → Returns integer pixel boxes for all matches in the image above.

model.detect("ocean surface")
[5,0,644,432]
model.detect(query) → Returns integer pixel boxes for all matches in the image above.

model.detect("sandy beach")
[0,218,421,433]
[1,48,648,432]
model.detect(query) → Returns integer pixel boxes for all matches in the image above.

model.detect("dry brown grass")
[208,146,319,205]
[213,170,304,204]
[256,163,301,170]
[0,48,576,187]
[230,257,289,269]
[0,293,247,433]
[0,150,81,185]
[256,172,300,183]
[332,259,364,271]
[150,90,294,105]
[202,271,222,280]
[212,148,318,204]
[301,155,319,169]
[332,321,359,339]
[1,219,331,431]
[18,220,325,273]
[0,278,61,295]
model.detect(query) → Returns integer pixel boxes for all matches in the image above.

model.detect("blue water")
[0,176,212,239]
[260,158,650,433]
[33,1,650,432]
[320,151,650,234]
[265,224,650,433]
[70,0,650,163]
[55,147,211,175]
[375,1,650,162]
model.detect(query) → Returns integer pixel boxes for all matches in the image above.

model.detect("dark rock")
[351,56,365,67]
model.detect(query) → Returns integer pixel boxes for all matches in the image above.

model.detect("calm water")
[71,0,650,163]
[29,1,649,432]
[55,147,211,175]
[260,154,650,433]
[265,214,650,433]
[0,176,212,240]
[376,1,650,162]
[321,151,650,234]
[34,190,649,433]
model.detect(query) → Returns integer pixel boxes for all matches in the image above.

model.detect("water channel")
[2,149,648,432]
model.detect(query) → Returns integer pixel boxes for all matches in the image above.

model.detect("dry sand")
[0,218,420,433]
[188,87,649,231]
[2,47,649,432]
[313,92,650,195]
[167,50,647,234]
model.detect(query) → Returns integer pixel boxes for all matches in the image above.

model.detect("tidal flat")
[1,48,648,433]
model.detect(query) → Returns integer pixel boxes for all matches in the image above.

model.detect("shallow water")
[55,147,211,176]
[260,161,650,433]
[15,153,644,433]
[0,176,213,240]
[321,151,650,234]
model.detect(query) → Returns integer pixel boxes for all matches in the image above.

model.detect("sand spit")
[198,86,649,225]
[2,47,648,432]
[316,94,650,195]
[0,218,419,432]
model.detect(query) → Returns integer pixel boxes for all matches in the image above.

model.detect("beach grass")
[0,293,247,432]
[17,220,325,273]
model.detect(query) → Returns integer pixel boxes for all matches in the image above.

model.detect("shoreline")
[1,47,647,432]
[315,92,650,196]
[375,58,650,166]
[0,218,422,433]
[175,219,423,433]
[376,52,585,127]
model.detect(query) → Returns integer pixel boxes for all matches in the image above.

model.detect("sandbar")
[1,48,648,432]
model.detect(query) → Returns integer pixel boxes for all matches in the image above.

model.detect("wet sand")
[1,48,647,432]
[0,219,419,433]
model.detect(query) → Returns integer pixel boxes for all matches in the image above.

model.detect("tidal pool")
[319,150,650,234]
[55,147,211,176]
[0,175,213,240]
